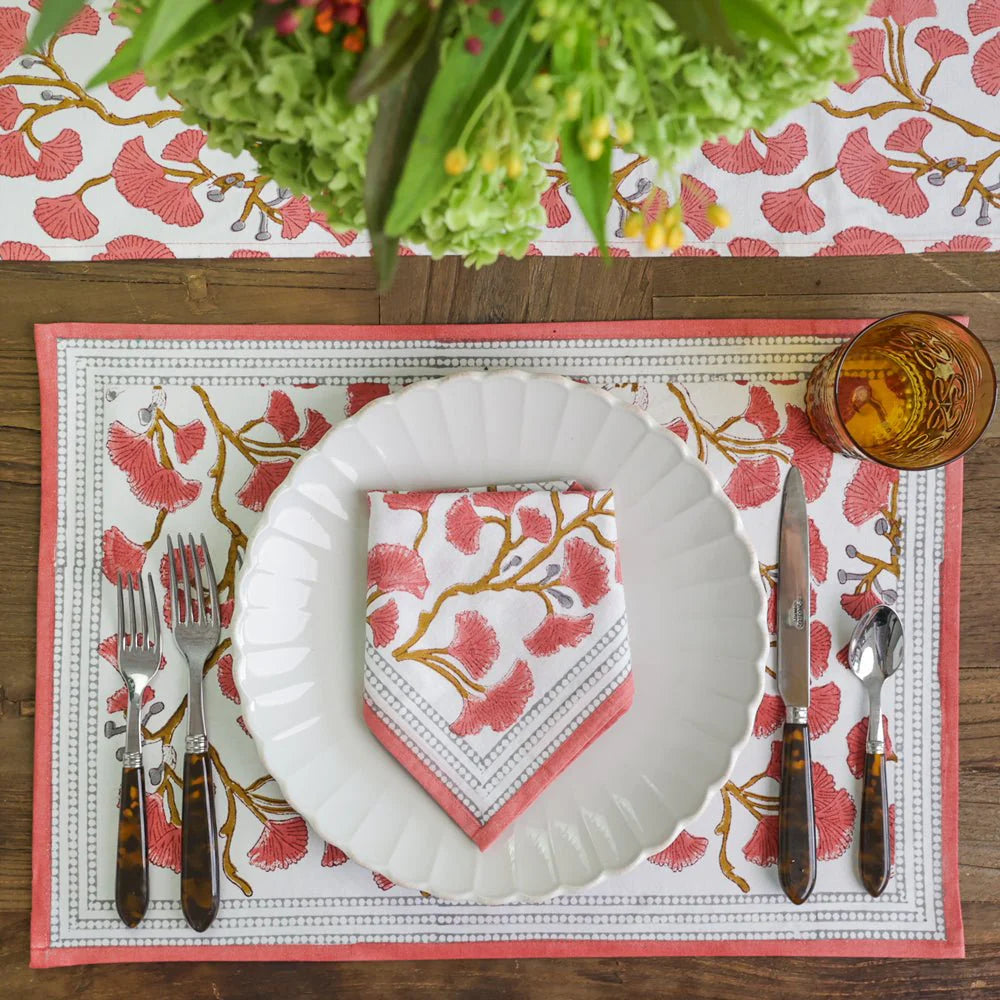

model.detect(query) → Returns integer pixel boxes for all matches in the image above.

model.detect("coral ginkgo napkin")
[363,486,633,849]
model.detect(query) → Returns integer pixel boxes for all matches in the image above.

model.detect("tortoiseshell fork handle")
[778,721,817,905]
[181,749,220,932]
[115,766,148,927]
[860,750,890,897]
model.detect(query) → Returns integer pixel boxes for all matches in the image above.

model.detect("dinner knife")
[777,466,817,905]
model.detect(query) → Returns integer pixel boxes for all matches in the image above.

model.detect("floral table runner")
[32,319,963,965]
[1,1,998,262]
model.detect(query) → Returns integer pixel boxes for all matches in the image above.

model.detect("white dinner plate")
[233,371,767,902]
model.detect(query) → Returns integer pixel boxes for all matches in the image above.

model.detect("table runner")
[1,1,997,262]
[32,319,964,966]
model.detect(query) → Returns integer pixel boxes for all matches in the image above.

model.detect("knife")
[777,466,817,905]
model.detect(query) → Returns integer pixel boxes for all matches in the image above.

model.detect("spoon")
[848,603,904,897]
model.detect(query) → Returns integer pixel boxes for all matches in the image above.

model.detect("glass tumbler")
[805,312,997,471]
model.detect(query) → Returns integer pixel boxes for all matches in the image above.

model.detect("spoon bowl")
[849,604,904,689]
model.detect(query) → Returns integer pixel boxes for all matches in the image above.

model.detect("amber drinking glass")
[805,312,997,471]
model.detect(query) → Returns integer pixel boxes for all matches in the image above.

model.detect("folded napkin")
[363,485,633,849]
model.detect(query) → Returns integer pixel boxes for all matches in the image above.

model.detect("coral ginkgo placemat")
[32,319,963,965]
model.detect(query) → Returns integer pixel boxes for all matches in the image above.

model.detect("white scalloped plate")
[233,371,766,903]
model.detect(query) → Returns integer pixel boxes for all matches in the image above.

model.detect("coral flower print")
[35,129,83,182]
[112,137,204,227]
[761,187,825,235]
[161,129,207,163]
[172,420,206,463]
[648,830,709,872]
[107,421,201,512]
[0,131,37,177]
[384,491,437,513]
[0,8,28,70]
[724,456,780,510]
[345,383,391,416]
[869,0,936,25]
[760,124,808,175]
[968,0,1000,34]
[925,235,992,252]
[450,659,535,736]
[523,613,594,656]
[728,237,778,257]
[839,28,887,92]
[447,611,500,679]
[248,817,310,871]
[914,26,968,62]
[844,462,899,525]
[263,390,300,441]
[0,241,47,262]
[367,599,399,647]
[298,409,332,448]
[753,693,785,738]
[541,182,571,227]
[93,235,175,260]
[701,132,764,174]
[743,815,780,867]
[236,459,293,512]
[145,794,181,873]
[367,544,429,598]
[321,843,348,867]
[101,526,146,584]
[816,228,905,257]
[33,194,100,241]
[560,537,610,607]
[517,506,553,543]
[473,490,530,516]
[836,129,929,218]
[445,496,484,554]
[0,85,24,129]
[972,34,1000,95]
[813,763,857,860]
[884,118,932,154]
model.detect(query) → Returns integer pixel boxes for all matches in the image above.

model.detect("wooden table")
[1,254,997,998]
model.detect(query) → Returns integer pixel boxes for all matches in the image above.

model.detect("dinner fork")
[114,572,162,928]
[168,534,221,932]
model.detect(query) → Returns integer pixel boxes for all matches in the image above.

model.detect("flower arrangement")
[30,0,867,282]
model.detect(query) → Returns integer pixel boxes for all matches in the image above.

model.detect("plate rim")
[233,369,768,902]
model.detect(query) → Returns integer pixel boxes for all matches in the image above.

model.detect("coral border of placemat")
[30,319,964,965]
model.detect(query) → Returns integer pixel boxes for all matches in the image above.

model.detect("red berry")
[489,7,504,23]
[335,2,361,24]
[275,9,300,34]
[465,35,483,54]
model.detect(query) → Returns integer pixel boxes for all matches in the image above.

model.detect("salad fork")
[114,572,162,928]
[168,534,222,932]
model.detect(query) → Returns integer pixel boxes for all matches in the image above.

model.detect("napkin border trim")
[364,674,635,850]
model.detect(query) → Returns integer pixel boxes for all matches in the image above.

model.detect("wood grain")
[1,254,998,996]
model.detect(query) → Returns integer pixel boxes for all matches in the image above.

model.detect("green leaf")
[368,0,407,47]
[365,5,444,288]
[383,0,532,238]
[87,18,153,88]
[720,0,798,53]
[26,0,87,51]
[88,0,250,88]
[653,0,741,56]
[557,107,612,257]
[143,0,212,63]
[349,2,435,103]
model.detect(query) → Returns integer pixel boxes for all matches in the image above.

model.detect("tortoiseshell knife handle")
[859,750,891,897]
[115,766,148,927]
[778,721,817,905]
[181,750,220,932]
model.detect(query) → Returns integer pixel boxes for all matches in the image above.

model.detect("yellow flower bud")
[644,221,667,252]
[582,136,604,161]
[505,152,524,179]
[663,203,682,227]
[480,149,499,173]
[623,213,643,238]
[538,0,556,17]
[529,21,548,42]
[666,224,685,250]
[616,120,634,145]
[589,114,611,140]
[530,73,553,94]
[706,203,731,229]
[444,148,468,176]
[565,86,582,120]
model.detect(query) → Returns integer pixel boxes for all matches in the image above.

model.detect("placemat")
[0,1,997,260]
[31,319,964,966]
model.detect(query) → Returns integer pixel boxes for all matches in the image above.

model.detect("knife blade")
[776,466,817,905]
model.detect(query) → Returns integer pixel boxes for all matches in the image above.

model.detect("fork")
[168,534,222,932]
[114,572,162,928]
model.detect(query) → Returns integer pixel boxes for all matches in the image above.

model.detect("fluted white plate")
[233,371,767,903]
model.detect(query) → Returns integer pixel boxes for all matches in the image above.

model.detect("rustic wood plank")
[0,254,997,996]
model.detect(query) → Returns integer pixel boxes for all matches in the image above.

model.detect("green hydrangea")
[120,0,866,263]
